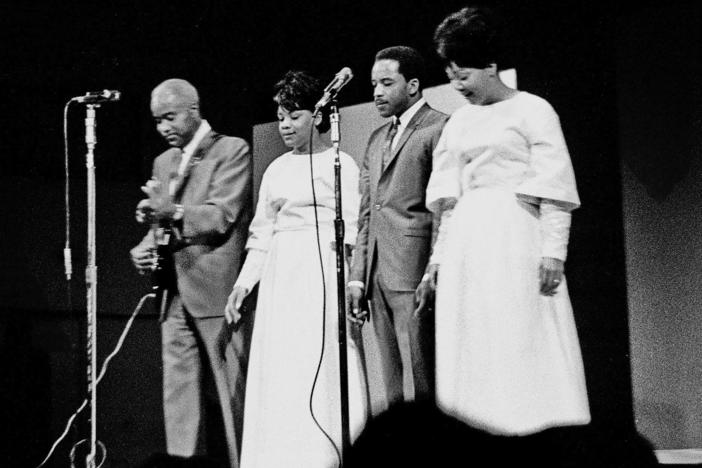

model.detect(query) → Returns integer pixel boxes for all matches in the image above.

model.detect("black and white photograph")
[0,0,700,467]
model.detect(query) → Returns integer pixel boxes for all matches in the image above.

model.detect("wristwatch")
[173,204,184,221]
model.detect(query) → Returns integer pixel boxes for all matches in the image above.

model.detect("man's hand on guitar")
[225,286,249,325]
[135,199,155,224]
[140,178,177,221]
[130,243,156,275]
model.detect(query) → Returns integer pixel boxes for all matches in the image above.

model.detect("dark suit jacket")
[137,130,253,318]
[350,103,448,292]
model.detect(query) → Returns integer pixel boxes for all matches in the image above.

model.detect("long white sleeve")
[234,248,266,291]
[429,201,455,266]
[233,162,276,291]
[515,96,580,210]
[540,200,572,261]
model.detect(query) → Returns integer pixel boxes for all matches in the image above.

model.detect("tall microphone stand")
[84,103,100,468]
[329,99,352,460]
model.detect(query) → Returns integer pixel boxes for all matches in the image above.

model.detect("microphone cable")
[63,99,77,372]
[306,119,343,467]
[63,100,73,286]
[36,293,154,468]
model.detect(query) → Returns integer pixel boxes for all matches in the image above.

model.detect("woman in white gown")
[225,71,367,467]
[427,7,591,436]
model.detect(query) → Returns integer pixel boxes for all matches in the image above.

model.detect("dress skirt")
[435,188,590,435]
[240,228,367,468]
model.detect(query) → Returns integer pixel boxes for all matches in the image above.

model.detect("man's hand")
[130,243,155,275]
[141,178,176,221]
[539,257,564,296]
[135,199,155,224]
[225,286,249,325]
[347,285,368,325]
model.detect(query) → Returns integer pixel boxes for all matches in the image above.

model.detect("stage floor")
[656,449,702,465]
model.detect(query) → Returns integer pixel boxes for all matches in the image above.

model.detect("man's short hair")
[375,46,427,88]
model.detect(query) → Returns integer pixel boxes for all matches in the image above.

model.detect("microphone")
[71,89,121,104]
[314,67,353,111]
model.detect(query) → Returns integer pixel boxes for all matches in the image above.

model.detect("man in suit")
[349,47,447,408]
[130,79,253,468]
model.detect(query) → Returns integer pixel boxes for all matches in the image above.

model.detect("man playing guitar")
[129,78,254,468]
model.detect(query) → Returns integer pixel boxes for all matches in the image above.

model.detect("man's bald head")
[151,79,203,148]
[151,78,200,114]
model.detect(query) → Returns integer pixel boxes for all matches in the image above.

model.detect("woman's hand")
[414,264,438,316]
[539,257,564,296]
[225,286,250,324]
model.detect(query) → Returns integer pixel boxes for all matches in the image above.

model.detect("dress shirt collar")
[395,97,426,128]
[178,119,211,175]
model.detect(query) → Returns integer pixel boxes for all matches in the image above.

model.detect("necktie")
[382,118,399,168]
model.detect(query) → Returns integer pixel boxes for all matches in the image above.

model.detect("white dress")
[237,148,367,468]
[426,92,591,435]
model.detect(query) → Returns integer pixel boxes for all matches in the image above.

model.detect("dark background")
[1,0,697,466]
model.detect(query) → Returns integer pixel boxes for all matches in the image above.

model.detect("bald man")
[130,79,253,467]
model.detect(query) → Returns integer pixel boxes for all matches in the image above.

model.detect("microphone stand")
[84,103,99,468]
[329,99,351,461]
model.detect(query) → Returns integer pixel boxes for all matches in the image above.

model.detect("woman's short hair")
[434,6,502,69]
[273,70,330,133]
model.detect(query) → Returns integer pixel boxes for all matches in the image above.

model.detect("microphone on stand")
[314,68,353,112]
[71,90,121,104]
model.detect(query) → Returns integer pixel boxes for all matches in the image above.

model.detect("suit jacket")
[350,103,448,292]
[138,130,253,318]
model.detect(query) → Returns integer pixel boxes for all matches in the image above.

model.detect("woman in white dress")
[427,7,591,435]
[225,71,367,467]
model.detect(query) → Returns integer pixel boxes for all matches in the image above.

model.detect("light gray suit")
[350,103,447,407]
[135,130,253,467]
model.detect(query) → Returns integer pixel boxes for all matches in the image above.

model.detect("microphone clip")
[314,67,353,113]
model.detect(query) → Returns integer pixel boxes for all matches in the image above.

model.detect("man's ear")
[314,111,323,127]
[487,63,498,77]
[407,78,420,96]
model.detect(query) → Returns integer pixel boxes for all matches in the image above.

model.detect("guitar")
[151,218,177,320]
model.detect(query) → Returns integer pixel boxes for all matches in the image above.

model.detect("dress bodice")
[427,92,580,212]
[246,148,360,251]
